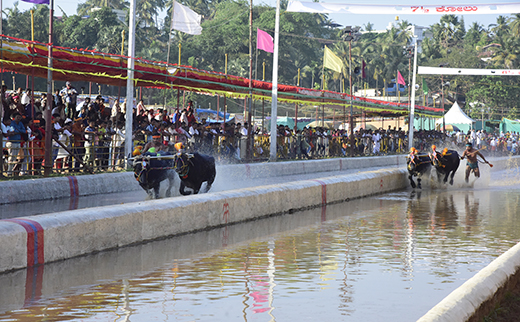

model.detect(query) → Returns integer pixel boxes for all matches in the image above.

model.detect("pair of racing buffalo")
[132,150,216,199]
[407,146,460,189]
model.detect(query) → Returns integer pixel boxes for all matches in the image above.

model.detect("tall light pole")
[342,26,360,156]
[44,0,55,176]
[407,37,419,151]
[269,0,281,161]
[439,63,448,133]
[247,0,253,160]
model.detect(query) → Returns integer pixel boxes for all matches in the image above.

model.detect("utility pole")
[341,26,361,157]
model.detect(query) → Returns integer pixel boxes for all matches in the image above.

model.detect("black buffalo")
[174,152,216,195]
[407,154,432,189]
[430,149,460,185]
[133,151,176,199]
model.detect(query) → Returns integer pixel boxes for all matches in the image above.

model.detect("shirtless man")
[460,142,489,183]
[142,132,167,154]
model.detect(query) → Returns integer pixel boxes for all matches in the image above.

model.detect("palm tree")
[77,0,127,16]
[509,14,520,37]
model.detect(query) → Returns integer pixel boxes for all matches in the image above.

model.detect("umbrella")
[443,124,460,132]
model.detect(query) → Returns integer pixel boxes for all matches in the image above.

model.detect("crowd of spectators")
[2,81,520,177]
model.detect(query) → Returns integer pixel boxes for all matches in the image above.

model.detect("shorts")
[467,161,478,170]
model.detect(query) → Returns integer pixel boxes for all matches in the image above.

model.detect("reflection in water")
[1,179,520,321]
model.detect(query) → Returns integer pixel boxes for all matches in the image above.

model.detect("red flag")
[362,60,366,79]
[397,71,406,85]
[257,28,274,53]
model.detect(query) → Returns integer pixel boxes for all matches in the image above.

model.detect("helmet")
[410,147,417,153]
[431,145,436,150]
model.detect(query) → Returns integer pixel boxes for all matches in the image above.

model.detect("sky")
[2,0,519,31]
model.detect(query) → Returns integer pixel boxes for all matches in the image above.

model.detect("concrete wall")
[0,155,406,204]
[0,167,408,273]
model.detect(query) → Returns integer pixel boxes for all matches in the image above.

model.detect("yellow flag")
[323,46,343,73]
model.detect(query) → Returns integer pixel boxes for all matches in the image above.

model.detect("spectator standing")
[6,112,26,176]
[136,99,146,116]
[31,119,45,174]
[21,89,33,118]
[0,85,8,121]
[84,120,98,168]
[60,81,78,119]
[71,118,85,172]
[53,89,62,109]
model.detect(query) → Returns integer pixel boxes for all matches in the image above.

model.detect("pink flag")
[397,71,406,85]
[257,28,274,53]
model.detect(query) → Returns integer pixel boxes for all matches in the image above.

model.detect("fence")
[3,130,514,178]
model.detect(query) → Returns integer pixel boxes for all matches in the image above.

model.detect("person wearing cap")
[460,142,489,183]
[142,132,167,154]
[60,81,78,119]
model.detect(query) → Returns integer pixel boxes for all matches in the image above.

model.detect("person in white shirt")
[372,130,381,155]
[21,89,31,107]
[240,122,248,136]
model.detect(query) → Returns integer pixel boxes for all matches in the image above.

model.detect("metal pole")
[43,0,54,176]
[164,4,175,109]
[124,0,137,167]
[349,40,354,156]
[442,75,445,133]
[407,37,419,151]
[295,68,299,132]
[269,0,280,161]
[246,0,253,160]
[0,0,3,175]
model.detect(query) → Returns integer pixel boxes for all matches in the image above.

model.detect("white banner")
[418,66,520,76]
[286,1,520,15]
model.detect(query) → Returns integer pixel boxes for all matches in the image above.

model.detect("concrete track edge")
[0,167,408,273]
[0,155,406,204]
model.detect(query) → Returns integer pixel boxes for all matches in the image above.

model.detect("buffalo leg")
[179,182,192,196]
[449,171,455,185]
[443,173,449,184]
[417,178,422,189]
[165,172,175,197]
[153,185,160,199]
[204,172,216,193]
[408,175,416,189]
[192,183,202,195]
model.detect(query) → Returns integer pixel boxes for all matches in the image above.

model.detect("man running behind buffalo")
[460,142,490,183]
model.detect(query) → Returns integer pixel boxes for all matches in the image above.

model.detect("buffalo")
[133,151,176,199]
[407,152,432,189]
[430,148,460,185]
[174,152,216,195]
